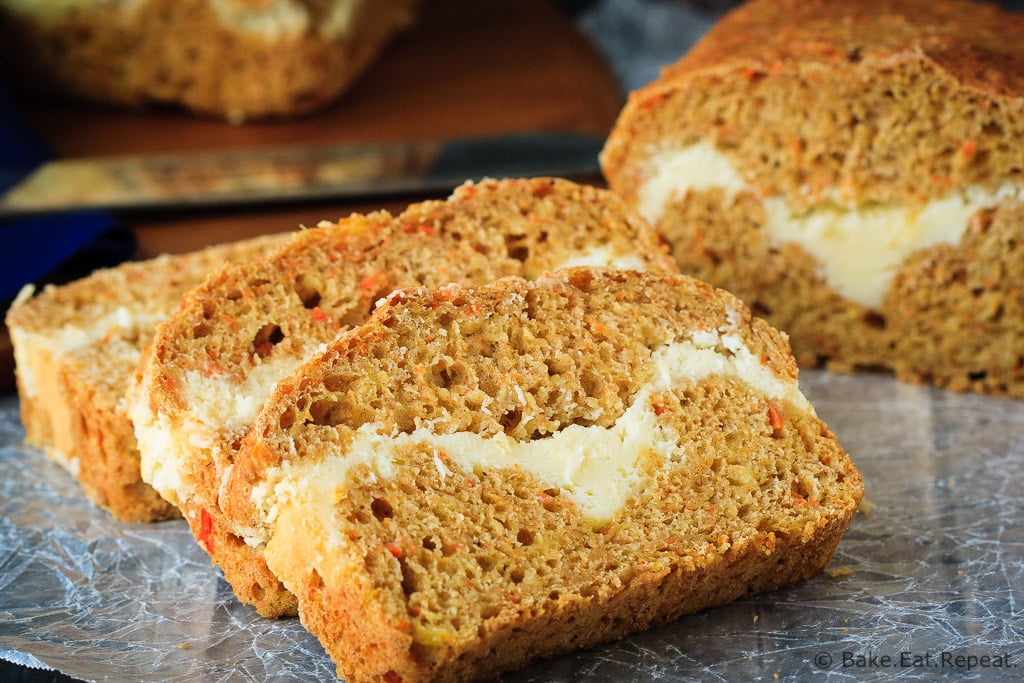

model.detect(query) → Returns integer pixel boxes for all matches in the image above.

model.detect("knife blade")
[0,131,605,219]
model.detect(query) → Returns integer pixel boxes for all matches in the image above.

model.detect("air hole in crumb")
[510,568,525,584]
[431,362,466,389]
[400,563,416,597]
[505,238,530,263]
[294,275,322,309]
[278,408,295,430]
[193,323,211,338]
[863,312,886,330]
[309,398,344,426]
[548,590,560,601]
[500,408,523,433]
[322,373,348,393]
[477,555,495,572]
[580,368,603,398]
[253,323,285,357]
[968,370,988,381]
[982,120,1004,137]
[371,497,394,520]
[517,529,534,546]
[422,537,436,551]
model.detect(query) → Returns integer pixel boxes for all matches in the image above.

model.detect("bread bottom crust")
[178,498,297,618]
[298,512,850,683]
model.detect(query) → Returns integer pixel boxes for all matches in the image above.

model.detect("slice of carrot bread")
[223,267,863,683]
[601,0,1024,398]
[4,232,291,521]
[126,177,678,618]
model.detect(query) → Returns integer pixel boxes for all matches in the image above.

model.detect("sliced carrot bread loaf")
[221,267,863,683]
[4,233,291,521]
[126,177,678,618]
[0,0,419,121]
[601,0,1024,398]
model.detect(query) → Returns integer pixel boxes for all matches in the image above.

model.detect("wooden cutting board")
[20,0,625,257]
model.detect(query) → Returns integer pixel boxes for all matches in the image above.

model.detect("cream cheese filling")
[133,347,327,506]
[255,324,810,590]
[639,142,1024,308]
[11,306,166,398]
[208,0,365,40]
[133,407,187,504]
[554,246,651,272]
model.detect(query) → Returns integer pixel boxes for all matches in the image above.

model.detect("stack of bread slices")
[8,176,862,682]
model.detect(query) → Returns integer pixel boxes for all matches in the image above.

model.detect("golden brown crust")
[603,0,1024,208]
[601,0,1024,398]
[228,268,861,683]
[0,0,419,121]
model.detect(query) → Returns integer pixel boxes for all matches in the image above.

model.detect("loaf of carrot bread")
[126,177,678,618]
[4,233,291,521]
[601,0,1024,398]
[221,267,862,683]
[0,0,419,121]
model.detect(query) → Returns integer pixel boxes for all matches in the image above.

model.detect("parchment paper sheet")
[1,370,1022,681]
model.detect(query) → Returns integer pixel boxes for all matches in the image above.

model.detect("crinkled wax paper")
[1,370,1023,682]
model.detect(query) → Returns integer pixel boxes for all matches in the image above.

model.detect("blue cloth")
[0,84,119,302]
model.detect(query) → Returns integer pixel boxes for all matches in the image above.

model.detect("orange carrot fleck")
[384,544,404,559]
[359,273,381,291]
[197,509,215,553]
[638,91,669,112]
[767,404,785,435]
